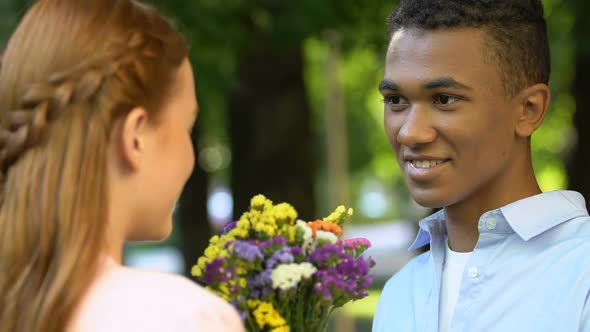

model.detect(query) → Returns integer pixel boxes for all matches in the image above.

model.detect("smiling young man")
[373,1,590,331]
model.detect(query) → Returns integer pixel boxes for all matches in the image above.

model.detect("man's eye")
[434,94,460,105]
[384,95,409,105]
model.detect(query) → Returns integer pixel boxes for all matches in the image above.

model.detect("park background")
[1,1,589,331]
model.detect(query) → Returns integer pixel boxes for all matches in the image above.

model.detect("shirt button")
[468,267,479,278]
[485,218,497,230]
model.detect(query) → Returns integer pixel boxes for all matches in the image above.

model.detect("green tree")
[156,1,396,223]
[568,0,590,208]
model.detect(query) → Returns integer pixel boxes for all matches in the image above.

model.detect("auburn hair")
[0,0,188,331]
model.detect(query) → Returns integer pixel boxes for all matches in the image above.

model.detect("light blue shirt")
[373,191,590,332]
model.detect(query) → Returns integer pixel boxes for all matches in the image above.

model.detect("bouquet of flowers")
[192,195,375,332]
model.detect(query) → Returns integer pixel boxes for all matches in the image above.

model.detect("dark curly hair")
[388,0,550,96]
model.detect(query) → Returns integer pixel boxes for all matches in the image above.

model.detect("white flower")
[296,219,313,254]
[298,262,317,279]
[271,263,317,291]
[316,230,338,244]
[296,220,313,241]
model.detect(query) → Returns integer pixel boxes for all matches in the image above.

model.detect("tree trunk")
[229,44,316,220]
[324,30,351,209]
[567,0,590,209]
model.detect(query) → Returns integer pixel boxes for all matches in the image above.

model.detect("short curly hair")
[387,0,550,96]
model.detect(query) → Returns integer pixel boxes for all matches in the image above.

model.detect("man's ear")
[116,106,149,172]
[514,83,551,137]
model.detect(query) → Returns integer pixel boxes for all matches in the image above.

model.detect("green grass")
[341,289,382,319]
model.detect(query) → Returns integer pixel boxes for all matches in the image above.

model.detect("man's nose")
[397,106,437,148]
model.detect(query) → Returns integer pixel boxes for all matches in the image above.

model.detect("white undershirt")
[439,241,472,332]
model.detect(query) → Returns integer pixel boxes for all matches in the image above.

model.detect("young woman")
[0,0,244,331]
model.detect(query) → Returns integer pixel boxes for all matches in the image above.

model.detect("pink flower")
[343,237,372,250]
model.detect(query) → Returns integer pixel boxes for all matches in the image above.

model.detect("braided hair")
[0,1,189,331]
[0,32,162,192]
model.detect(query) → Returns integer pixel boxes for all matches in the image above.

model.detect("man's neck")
[444,164,541,252]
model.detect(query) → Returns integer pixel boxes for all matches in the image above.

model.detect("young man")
[373,1,590,331]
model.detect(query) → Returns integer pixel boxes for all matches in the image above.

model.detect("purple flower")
[360,276,374,289]
[274,236,288,246]
[223,221,238,234]
[258,239,275,250]
[267,247,294,268]
[314,281,332,301]
[337,256,370,276]
[291,246,302,256]
[310,251,375,303]
[313,268,353,301]
[203,258,235,285]
[308,243,348,266]
[255,236,289,255]
[366,256,376,268]
[232,240,264,262]
[248,269,273,299]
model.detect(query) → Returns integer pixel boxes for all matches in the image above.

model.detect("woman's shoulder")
[71,259,244,332]
[105,263,211,302]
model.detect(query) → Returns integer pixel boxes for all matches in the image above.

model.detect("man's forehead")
[385,27,488,72]
[383,27,503,93]
[387,27,486,56]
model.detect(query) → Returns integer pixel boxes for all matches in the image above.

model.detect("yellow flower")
[271,326,291,332]
[253,221,276,238]
[289,225,296,239]
[237,218,251,230]
[191,232,233,278]
[236,266,247,275]
[219,283,230,296]
[259,212,277,227]
[247,299,261,309]
[191,265,203,277]
[273,203,298,224]
[247,300,287,329]
[323,205,354,225]
[229,225,249,239]
[204,246,219,258]
[251,194,273,211]
[248,209,262,221]
[192,256,211,277]
[238,228,250,238]
[208,235,220,244]
[210,287,231,302]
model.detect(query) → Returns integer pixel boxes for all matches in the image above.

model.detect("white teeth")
[411,160,443,169]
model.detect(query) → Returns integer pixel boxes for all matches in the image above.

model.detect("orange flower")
[307,220,343,237]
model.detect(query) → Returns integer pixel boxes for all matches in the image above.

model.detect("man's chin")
[409,188,452,209]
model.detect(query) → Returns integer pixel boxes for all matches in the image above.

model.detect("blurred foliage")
[0,0,581,222]
[533,0,576,192]
[0,1,23,48]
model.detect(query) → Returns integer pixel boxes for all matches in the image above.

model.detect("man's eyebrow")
[378,80,400,92]
[423,76,471,90]
[379,77,471,93]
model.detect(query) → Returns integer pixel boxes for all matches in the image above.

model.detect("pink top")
[69,257,245,332]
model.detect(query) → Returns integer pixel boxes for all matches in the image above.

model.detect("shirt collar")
[409,209,446,251]
[500,190,588,240]
[408,190,589,251]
